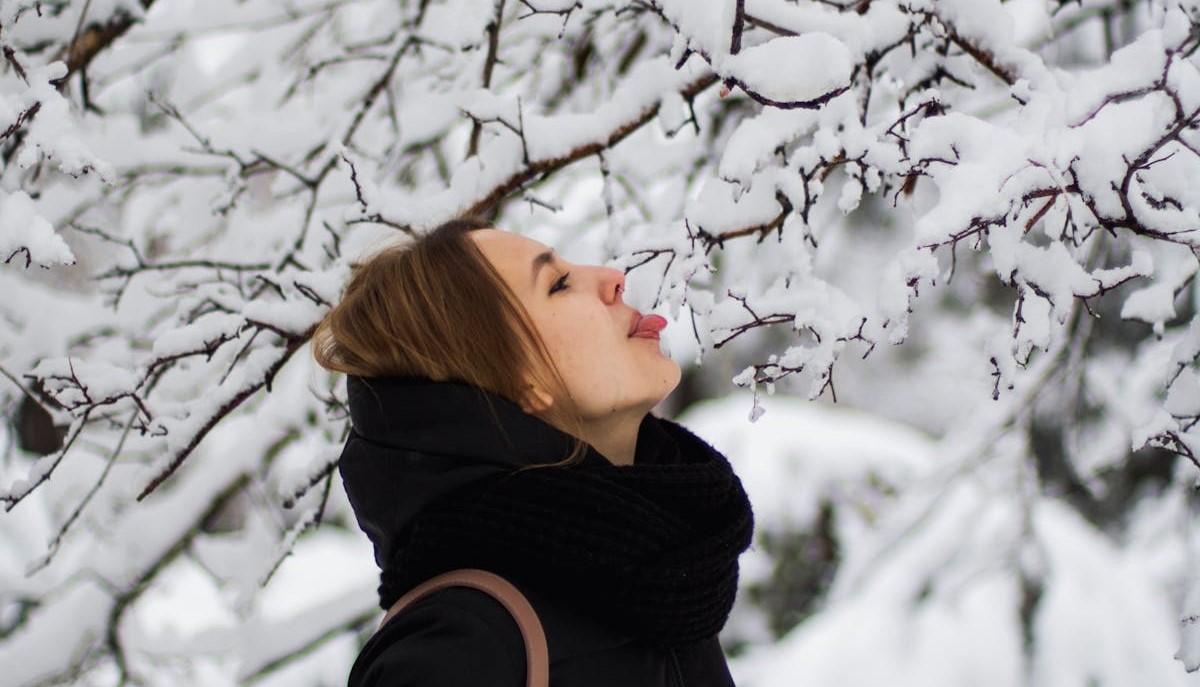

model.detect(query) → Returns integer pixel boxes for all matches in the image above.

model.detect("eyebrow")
[530,248,556,288]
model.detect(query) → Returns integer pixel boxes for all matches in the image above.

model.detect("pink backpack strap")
[378,568,549,687]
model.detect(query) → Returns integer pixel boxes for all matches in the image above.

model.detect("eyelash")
[550,272,571,294]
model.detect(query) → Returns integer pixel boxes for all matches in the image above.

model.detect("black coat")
[339,374,741,687]
[346,581,737,686]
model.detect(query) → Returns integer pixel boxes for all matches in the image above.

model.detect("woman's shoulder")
[348,585,527,687]
[347,577,648,686]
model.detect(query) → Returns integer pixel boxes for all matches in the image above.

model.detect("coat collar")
[337,373,681,570]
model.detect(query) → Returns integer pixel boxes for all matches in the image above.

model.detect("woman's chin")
[655,357,682,395]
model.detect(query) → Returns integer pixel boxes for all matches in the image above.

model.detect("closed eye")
[549,272,570,295]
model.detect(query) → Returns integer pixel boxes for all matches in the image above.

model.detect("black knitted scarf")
[376,413,756,650]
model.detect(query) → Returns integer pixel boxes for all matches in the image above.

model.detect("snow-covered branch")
[7,0,1200,682]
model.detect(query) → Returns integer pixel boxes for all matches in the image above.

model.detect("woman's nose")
[601,267,626,304]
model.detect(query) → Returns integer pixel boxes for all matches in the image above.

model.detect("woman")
[312,215,755,686]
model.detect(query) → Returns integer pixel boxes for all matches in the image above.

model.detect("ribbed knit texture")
[340,373,755,651]
[377,417,755,650]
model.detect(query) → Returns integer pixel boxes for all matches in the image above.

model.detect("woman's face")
[470,228,681,421]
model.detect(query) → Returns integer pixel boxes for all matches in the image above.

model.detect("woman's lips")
[629,314,668,339]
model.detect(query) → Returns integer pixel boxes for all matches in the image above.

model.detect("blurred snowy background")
[6,0,1200,684]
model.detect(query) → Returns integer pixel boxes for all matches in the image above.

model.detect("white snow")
[7,0,1200,684]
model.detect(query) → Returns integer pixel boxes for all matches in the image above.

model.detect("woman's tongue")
[631,314,667,337]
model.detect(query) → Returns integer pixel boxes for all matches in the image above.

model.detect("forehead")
[471,228,549,275]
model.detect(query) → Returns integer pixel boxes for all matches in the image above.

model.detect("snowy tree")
[5,0,1200,684]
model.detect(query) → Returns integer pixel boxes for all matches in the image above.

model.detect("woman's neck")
[575,407,648,466]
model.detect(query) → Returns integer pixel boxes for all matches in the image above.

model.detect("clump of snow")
[1177,574,1200,671]
[1123,283,1177,328]
[0,190,75,268]
[717,33,853,104]
[1166,368,1200,418]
